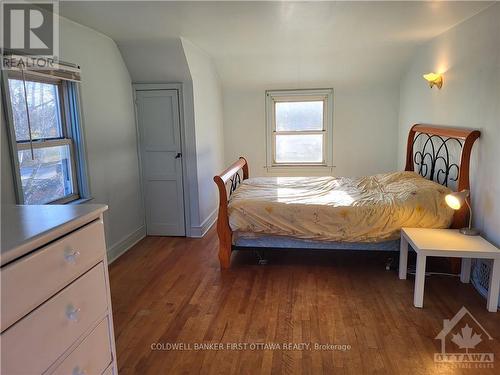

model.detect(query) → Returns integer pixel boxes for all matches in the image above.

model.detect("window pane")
[275,134,323,163]
[8,79,63,141]
[18,145,74,204]
[275,101,323,131]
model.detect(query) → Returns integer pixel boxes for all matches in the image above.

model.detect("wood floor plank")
[109,227,500,374]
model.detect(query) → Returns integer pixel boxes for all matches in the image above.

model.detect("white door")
[136,89,185,236]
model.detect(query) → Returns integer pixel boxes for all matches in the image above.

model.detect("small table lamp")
[445,190,480,235]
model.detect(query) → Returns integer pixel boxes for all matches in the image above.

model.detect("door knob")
[175,152,182,159]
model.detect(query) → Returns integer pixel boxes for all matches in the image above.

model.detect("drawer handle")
[64,249,81,264]
[66,305,81,322]
[72,366,87,375]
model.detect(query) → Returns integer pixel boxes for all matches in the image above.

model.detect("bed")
[214,124,480,269]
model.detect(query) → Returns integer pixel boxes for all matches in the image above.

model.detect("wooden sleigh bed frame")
[214,124,480,269]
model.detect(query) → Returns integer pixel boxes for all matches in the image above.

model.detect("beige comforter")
[228,171,454,242]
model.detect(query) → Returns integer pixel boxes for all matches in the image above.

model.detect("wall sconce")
[423,73,443,89]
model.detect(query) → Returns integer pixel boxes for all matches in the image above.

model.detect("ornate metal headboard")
[405,124,480,228]
[411,132,464,188]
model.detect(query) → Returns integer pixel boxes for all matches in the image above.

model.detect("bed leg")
[218,242,231,269]
[214,171,236,269]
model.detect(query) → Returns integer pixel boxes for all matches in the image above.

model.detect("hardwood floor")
[109,227,499,374]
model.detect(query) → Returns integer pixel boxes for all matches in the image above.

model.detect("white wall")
[398,4,500,244]
[1,17,145,260]
[224,84,400,177]
[181,38,225,231]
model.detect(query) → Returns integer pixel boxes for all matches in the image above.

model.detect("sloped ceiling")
[60,1,493,88]
[118,38,191,82]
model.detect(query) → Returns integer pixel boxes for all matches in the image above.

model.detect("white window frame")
[2,70,90,205]
[265,88,333,171]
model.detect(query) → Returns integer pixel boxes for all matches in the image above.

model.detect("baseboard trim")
[107,225,146,264]
[190,209,217,238]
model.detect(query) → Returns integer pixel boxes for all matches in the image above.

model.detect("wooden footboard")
[213,157,249,268]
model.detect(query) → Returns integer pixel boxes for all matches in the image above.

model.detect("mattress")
[228,171,454,243]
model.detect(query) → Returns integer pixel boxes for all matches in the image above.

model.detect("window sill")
[68,197,94,205]
[47,194,93,205]
[265,165,335,176]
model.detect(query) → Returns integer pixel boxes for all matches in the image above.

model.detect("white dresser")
[1,204,118,375]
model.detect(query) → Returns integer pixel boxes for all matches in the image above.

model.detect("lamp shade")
[445,190,470,210]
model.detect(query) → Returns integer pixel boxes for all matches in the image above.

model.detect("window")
[266,89,333,169]
[2,68,89,204]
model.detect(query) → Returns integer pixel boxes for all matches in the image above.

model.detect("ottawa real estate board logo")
[1,0,59,69]
[435,306,494,368]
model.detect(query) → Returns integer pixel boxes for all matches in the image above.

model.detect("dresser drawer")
[1,219,106,331]
[1,263,108,375]
[51,317,112,375]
